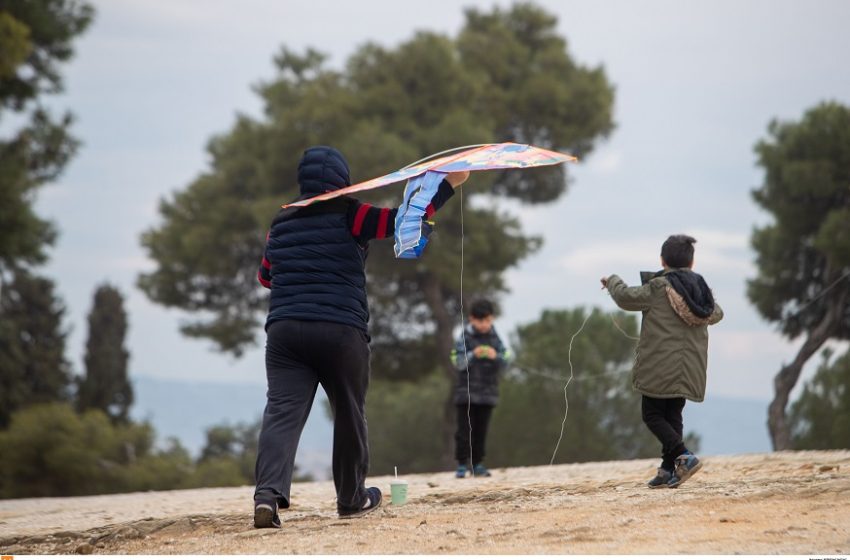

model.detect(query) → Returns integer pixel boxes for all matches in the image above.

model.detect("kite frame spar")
[281,142,577,209]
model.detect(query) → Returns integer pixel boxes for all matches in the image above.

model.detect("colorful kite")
[282,142,576,258]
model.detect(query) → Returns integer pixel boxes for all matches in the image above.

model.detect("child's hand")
[473,345,497,359]
[446,171,470,188]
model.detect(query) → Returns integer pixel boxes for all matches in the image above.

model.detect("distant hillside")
[131,375,771,480]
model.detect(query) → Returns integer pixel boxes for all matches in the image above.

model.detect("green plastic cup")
[390,480,408,505]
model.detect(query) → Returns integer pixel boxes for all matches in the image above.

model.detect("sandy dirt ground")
[1,450,849,555]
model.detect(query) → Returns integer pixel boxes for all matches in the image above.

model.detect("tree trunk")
[768,290,846,450]
[421,271,460,468]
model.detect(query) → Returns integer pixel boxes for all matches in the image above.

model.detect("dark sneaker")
[254,501,281,529]
[472,464,491,477]
[338,487,382,518]
[647,467,673,489]
[668,453,702,488]
[455,464,468,478]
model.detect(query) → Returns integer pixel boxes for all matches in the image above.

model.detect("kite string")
[610,313,640,341]
[548,310,594,465]
[458,183,475,476]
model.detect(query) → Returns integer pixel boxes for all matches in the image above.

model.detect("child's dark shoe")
[647,467,673,489]
[253,501,281,529]
[669,453,701,488]
[455,464,468,478]
[338,487,382,518]
[472,463,491,477]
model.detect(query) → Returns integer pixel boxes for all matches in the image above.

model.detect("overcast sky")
[28,0,850,403]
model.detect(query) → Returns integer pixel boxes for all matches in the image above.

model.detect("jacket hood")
[297,146,351,197]
[664,269,715,325]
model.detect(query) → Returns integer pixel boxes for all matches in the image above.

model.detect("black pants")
[454,403,494,466]
[254,319,370,512]
[641,395,687,472]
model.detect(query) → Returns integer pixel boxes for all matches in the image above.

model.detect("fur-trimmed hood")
[664,269,716,326]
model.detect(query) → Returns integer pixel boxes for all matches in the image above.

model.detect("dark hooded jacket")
[262,146,369,331]
[451,323,510,406]
[258,146,456,333]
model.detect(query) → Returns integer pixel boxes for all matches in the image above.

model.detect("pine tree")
[747,101,850,449]
[0,0,95,277]
[0,269,72,427]
[76,284,133,423]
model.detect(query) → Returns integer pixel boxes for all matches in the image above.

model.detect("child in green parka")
[601,234,723,489]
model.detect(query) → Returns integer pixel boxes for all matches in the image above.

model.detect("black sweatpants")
[641,395,687,472]
[454,403,494,466]
[254,319,371,512]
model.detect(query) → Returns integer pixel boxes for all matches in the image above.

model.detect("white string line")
[548,310,594,466]
[458,183,474,477]
[610,315,640,341]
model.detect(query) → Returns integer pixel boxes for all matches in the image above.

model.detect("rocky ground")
[1,450,849,555]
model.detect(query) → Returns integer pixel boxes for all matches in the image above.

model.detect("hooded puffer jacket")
[606,270,724,402]
[263,146,370,331]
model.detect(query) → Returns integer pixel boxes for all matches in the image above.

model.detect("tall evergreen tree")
[0,269,72,427]
[0,1,93,428]
[0,0,94,278]
[77,284,132,423]
[747,101,850,450]
[138,3,615,463]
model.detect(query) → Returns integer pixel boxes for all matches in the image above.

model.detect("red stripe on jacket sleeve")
[258,268,271,288]
[425,203,436,218]
[376,208,390,238]
[352,203,372,236]
[258,253,272,288]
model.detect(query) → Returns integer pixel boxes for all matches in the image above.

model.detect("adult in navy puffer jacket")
[252,146,468,527]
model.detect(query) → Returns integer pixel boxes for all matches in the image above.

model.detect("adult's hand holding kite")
[446,170,470,188]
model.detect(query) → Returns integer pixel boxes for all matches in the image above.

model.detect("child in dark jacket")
[601,234,723,489]
[253,146,468,527]
[451,299,510,478]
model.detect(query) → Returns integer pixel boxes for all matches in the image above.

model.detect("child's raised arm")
[604,274,653,311]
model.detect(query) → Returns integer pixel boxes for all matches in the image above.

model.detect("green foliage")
[364,373,450,475]
[197,419,261,484]
[0,11,32,79]
[748,101,850,339]
[76,284,133,423]
[0,405,311,498]
[790,349,850,450]
[0,403,187,498]
[0,269,72,428]
[0,0,95,108]
[138,3,615,365]
[489,307,660,466]
[0,0,94,273]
